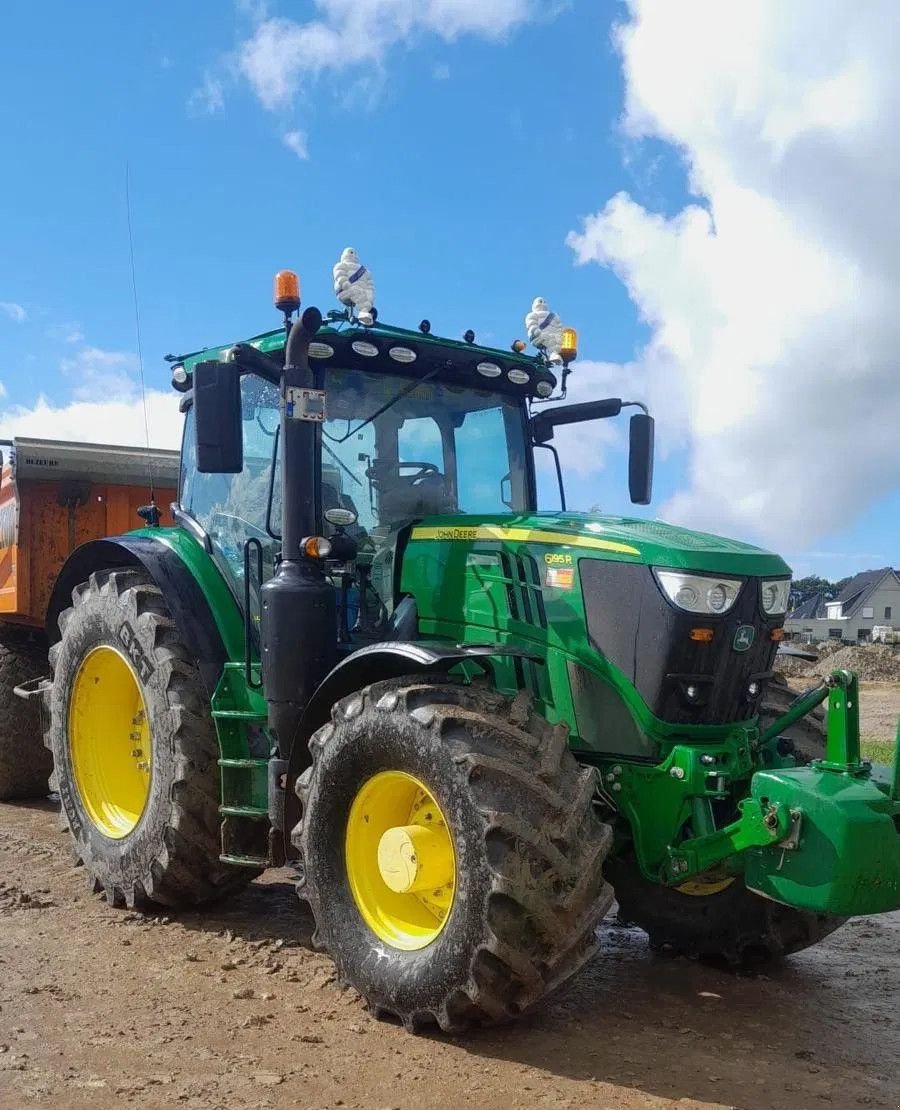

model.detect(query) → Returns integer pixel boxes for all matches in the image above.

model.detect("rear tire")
[0,628,52,800]
[294,678,613,1032]
[45,567,257,908]
[610,675,844,963]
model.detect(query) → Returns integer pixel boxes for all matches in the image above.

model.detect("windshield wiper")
[325,366,441,444]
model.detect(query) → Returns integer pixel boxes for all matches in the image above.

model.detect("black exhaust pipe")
[260,306,337,760]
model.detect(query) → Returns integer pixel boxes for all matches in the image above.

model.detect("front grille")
[580,561,782,725]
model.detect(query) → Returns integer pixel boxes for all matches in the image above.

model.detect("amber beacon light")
[274,270,302,315]
[560,327,578,364]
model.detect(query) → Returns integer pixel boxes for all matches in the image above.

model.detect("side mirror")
[531,398,623,444]
[194,361,243,473]
[628,413,654,505]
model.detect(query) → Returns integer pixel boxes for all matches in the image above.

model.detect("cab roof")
[171,319,558,400]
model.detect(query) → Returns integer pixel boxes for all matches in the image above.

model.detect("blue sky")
[1,1,896,582]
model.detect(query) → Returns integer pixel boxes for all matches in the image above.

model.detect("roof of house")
[786,568,898,622]
[787,591,826,621]
[834,568,898,616]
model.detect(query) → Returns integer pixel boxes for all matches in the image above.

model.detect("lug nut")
[670,767,685,780]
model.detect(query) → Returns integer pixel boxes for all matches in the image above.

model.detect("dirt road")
[0,802,897,1110]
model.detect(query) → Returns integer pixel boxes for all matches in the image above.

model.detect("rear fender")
[46,535,232,698]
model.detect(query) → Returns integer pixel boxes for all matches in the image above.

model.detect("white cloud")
[188,71,226,115]
[0,345,182,450]
[0,391,181,450]
[0,302,27,323]
[567,0,900,549]
[239,1,539,110]
[282,129,309,160]
[60,346,141,400]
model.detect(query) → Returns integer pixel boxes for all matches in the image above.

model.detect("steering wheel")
[398,462,441,485]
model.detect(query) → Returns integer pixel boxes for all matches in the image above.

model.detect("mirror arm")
[229,343,281,383]
[534,443,567,512]
[621,400,649,416]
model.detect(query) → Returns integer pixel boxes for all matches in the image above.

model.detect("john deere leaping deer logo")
[733,624,755,652]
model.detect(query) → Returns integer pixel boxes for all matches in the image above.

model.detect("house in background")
[784,568,900,644]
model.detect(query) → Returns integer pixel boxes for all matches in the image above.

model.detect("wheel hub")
[377,823,454,894]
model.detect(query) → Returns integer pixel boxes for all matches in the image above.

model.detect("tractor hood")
[410,512,791,578]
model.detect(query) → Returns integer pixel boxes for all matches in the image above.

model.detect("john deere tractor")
[23,264,899,1033]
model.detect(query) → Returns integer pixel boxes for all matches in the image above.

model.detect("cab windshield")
[316,367,530,531]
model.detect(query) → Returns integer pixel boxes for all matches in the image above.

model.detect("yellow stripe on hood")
[410,525,640,557]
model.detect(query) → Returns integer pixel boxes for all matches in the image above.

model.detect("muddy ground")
[0,802,897,1110]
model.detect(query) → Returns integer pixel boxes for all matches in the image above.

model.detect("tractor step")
[219,804,268,820]
[219,853,270,869]
[212,709,268,722]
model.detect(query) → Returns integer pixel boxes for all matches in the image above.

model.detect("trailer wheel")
[45,567,256,907]
[294,678,613,1032]
[610,680,844,964]
[0,629,52,800]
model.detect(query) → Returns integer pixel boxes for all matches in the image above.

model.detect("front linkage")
[607,670,900,917]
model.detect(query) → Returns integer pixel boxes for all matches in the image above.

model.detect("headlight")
[654,569,744,615]
[761,578,791,615]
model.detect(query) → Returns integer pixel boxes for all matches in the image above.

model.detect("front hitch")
[664,671,900,914]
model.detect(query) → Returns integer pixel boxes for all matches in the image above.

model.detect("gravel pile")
[778,642,900,682]
[808,643,900,681]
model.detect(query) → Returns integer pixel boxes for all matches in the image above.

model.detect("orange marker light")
[274,270,301,314]
[511,339,527,353]
[560,327,578,363]
[303,536,332,559]
[770,628,786,642]
[690,628,715,643]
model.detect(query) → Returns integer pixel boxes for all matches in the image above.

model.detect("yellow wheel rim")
[677,874,735,897]
[69,645,151,840]
[345,771,456,952]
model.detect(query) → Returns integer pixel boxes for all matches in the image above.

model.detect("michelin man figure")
[333,247,376,326]
[525,296,565,364]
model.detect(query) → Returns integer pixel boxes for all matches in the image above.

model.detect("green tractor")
[27,263,899,1033]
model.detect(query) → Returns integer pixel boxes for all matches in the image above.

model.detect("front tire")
[46,567,255,908]
[294,678,613,1032]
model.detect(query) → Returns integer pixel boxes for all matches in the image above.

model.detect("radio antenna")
[125,161,157,515]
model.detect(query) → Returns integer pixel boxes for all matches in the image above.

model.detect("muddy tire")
[45,567,256,908]
[759,672,827,763]
[0,629,52,800]
[294,678,613,1032]
[610,677,844,964]
[609,860,844,965]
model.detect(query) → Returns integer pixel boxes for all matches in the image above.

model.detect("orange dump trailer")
[0,437,178,798]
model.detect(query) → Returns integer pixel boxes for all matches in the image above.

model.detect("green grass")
[860,738,896,764]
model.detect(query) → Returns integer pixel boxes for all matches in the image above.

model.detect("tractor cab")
[170,269,653,650]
